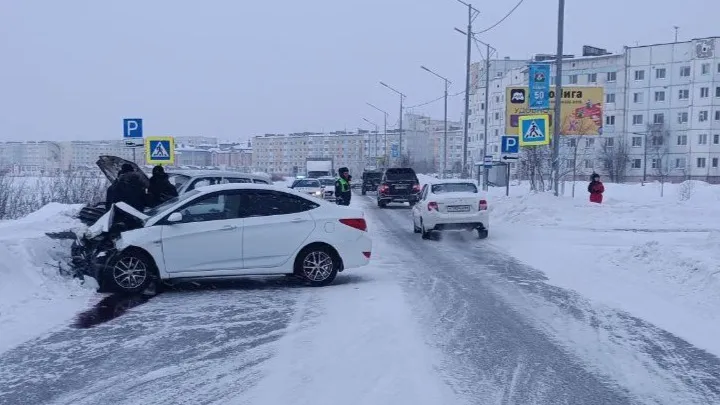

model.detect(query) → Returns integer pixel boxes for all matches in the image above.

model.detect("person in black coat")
[105,163,147,211]
[147,165,178,207]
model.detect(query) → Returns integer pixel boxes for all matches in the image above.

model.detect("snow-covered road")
[1,192,719,405]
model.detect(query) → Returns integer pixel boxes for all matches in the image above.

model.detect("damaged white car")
[73,183,372,293]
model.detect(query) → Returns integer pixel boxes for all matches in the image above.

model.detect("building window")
[700,87,710,98]
[675,158,686,168]
[605,137,614,147]
[584,159,593,169]
[494,112,499,120]
[678,89,689,100]
[585,138,595,147]
[587,73,597,83]
[605,115,616,125]
[680,66,691,77]
[716,111,720,121]
[653,113,664,124]
[606,71,616,82]
[698,134,708,145]
[632,136,643,147]
[654,91,665,102]
[568,74,578,84]
[678,112,688,124]
[651,158,660,169]
[697,158,706,168]
[655,68,666,79]
[606,93,616,103]
[631,159,642,169]
[701,63,710,75]
[677,135,687,145]
[712,157,719,168]
[495,96,500,103]
[699,110,709,122]
[480,103,485,110]
[633,92,644,103]
[632,115,644,125]
[634,70,645,80]
[716,87,720,98]
[714,134,720,144]
[568,138,577,147]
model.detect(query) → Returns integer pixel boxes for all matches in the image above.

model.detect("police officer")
[335,167,352,206]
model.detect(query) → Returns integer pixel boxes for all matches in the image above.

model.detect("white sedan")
[411,180,489,239]
[290,178,325,199]
[83,183,372,292]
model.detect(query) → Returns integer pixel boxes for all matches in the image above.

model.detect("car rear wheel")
[420,219,431,239]
[106,251,157,294]
[377,200,387,208]
[361,188,367,195]
[477,229,489,239]
[295,245,339,287]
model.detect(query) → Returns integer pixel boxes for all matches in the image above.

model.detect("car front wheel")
[477,229,489,239]
[295,245,339,287]
[106,251,157,294]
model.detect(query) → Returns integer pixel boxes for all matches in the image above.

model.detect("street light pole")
[379,82,406,166]
[552,0,566,196]
[483,42,491,191]
[420,65,451,178]
[367,102,390,168]
[456,0,478,178]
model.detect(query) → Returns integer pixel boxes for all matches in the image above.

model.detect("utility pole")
[420,65,451,178]
[482,42,491,190]
[379,82,406,166]
[673,26,679,42]
[367,102,390,168]
[455,1,479,178]
[551,0,566,196]
[362,117,379,164]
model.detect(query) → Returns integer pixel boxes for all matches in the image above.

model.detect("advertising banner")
[505,87,604,136]
[528,64,551,109]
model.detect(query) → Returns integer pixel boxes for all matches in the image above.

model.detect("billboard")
[505,86,604,136]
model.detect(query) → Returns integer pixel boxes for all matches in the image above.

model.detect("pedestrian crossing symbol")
[145,136,175,165]
[518,114,550,146]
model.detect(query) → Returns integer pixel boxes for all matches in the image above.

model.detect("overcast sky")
[1,0,717,142]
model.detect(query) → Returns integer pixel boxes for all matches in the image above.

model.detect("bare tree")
[518,145,552,191]
[646,123,672,197]
[557,135,595,197]
[598,136,630,183]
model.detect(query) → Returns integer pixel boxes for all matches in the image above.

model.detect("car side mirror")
[167,212,183,223]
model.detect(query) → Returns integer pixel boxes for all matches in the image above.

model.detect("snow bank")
[0,203,96,354]
[417,174,720,356]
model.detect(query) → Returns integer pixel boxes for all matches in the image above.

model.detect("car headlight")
[314,191,322,195]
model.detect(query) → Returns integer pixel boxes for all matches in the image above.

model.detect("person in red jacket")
[587,173,604,204]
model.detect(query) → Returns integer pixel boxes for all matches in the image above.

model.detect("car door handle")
[219,225,237,231]
[290,218,306,223]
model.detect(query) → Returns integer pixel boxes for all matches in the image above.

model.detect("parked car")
[74,183,372,292]
[411,179,489,239]
[290,178,324,199]
[76,156,270,225]
[376,167,421,208]
[361,170,383,195]
[316,176,337,201]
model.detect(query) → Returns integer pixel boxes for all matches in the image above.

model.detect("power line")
[474,0,526,34]
[406,90,465,109]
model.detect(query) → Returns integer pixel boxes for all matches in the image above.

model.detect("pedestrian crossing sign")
[518,114,550,146]
[145,136,175,165]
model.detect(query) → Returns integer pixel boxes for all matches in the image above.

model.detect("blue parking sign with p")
[123,118,143,138]
[501,136,519,154]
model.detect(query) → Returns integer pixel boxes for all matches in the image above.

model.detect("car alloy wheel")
[302,251,334,282]
[112,256,148,290]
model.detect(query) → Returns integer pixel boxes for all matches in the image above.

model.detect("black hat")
[152,165,165,175]
[120,163,134,174]
[338,167,349,175]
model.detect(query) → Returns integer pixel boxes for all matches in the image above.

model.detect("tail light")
[412,183,421,193]
[427,201,438,211]
[339,218,367,231]
[379,184,389,194]
[478,199,488,210]
[362,251,371,258]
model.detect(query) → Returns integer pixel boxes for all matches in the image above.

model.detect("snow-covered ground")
[420,174,720,358]
[0,203,97,354]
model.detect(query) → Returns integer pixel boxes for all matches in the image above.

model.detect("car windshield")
[168,174,191,191]
[385,168,417,181]
[293,179,320,188]
[318,178,335,187]
[144,189,201,219]
[364,172,382,180]
[431,183,478,194]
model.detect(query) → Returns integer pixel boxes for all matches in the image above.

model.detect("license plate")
[446,205,471,212]
[395,184,408,189]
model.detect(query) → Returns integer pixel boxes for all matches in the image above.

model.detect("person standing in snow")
[106,163,147,211]
[147,165,178,207]
[335,167,352,206]
[587,173,604,204]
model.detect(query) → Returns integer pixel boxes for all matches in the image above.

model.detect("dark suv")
[361,170,383,195]
[377,168,421,208]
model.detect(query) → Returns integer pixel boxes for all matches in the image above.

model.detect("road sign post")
[506,162,511,197]
[145,136,175,165]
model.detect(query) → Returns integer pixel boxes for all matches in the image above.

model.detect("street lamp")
[366,102,389,168]
[420,65,451,178]
[379,81,406,165]
[362,117,380,164]
[454,0,479,178]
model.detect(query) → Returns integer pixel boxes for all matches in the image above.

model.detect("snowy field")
[0,177,719,404]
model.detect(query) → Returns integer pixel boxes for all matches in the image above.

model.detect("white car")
[290,178,324,199]
[411,179,489,239]
[317,176,337,201]
[82,183,372,292]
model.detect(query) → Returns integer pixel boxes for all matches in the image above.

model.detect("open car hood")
[85,202,150,238]
[96,155,150,186]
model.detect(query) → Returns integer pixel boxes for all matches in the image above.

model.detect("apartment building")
[469,37,720,183]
